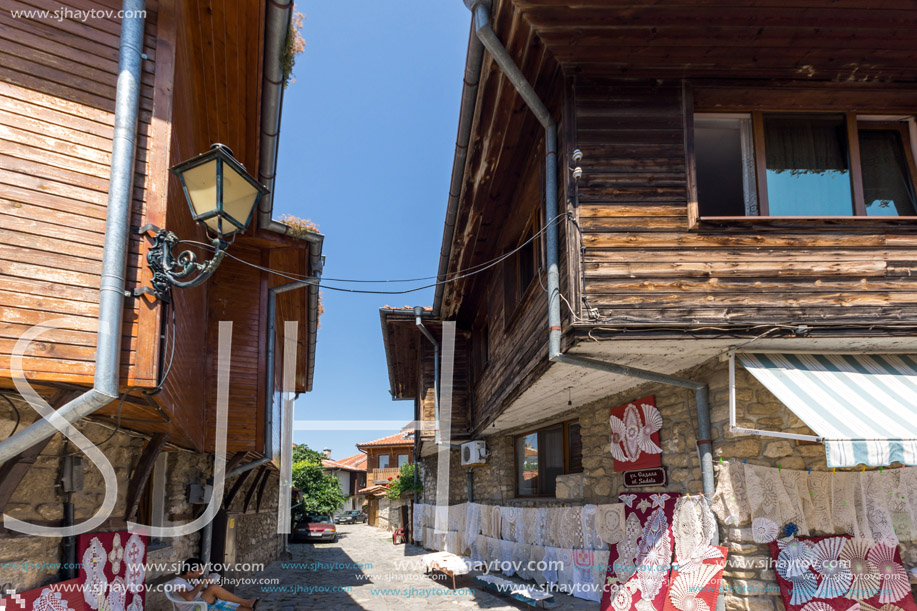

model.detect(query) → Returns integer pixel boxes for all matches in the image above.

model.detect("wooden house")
[322,452,368,512]
[0,0,321,598]
[382,1,917,606]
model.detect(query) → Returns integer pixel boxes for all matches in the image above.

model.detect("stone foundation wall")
[417,357,917,611]
[0,401,284,610]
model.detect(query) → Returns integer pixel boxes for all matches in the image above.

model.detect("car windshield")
[305,515,331,523]
[347,511,360,515]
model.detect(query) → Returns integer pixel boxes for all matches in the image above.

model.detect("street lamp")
[136,144,268,301]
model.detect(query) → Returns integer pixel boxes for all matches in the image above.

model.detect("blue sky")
[273,2,470,460]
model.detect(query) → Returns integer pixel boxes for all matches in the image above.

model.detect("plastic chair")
[165,589,207,611]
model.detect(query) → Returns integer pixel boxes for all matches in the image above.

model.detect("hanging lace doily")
[126,596,142,611]
[637,525,671,603]
[862,471,899,547]
[832,472,867,540]
[106,577,127,611]
[669,563,722,611]
[609,402,663,464]
[867,543,910,604]
[82,536,108,610]
[596,504,626,545]
[534,507,546,546]
[556,548,575,589]
[780,469,810,535]
[530,545,547,585]
[616,512,643,583]
[32,589,76,611]
[805,472,835,535]
[811,536,852,599]
[672,496,723,573]
[841,538,879,601]
[710,460,751,526]
[513,542,531,580]
[543,546,559,585]
[124,534,146,595]
[746,464,797,531]
[582,504,604,550]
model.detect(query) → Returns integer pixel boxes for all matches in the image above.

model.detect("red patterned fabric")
[77,531,147,611]
[609,396,663,472]
[0,579,84,611]
[768,536,917,611]
[662,546,728,611]
[601,493,680,611]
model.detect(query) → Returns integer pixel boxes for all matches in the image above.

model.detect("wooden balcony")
[370,468,401,484]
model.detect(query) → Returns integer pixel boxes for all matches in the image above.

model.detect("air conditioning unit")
[461,440,487,466]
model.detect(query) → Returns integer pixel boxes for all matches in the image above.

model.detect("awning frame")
[728,349,824,443]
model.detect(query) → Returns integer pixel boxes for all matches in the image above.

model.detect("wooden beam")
[752,111,770,216]
[847,111,867,216]
[243,467,267,513]
[0,390,79,514]
[255,470,272,513]
[223,469,252,508]
[225,452,247,474]
[124,433,169,522]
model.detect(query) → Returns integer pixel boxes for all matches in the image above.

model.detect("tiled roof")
[356,430,415,449]
[322,453,367,472]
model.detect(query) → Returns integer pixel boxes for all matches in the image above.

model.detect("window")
[694,112,917,218]
[515,420,582,497]
[473,324,489,373]
[503,214,542,318]
[378,455,389,469]
[397,454,408,467]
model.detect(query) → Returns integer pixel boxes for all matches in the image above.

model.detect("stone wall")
[0,402,285,610]
[376,498,407,531]
[418,356,917,611]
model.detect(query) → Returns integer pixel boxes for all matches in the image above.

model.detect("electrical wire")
[176,214,568,294]
[1,394,21,440]
[64,392,128,456]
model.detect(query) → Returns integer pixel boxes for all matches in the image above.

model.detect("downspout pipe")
[415,307,440,445]
[0,0,146,465]
[466,2,715,503]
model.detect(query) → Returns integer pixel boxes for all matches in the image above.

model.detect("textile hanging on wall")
[831,472,869,541]
[746,464,799,543]
[596,503,627,545]
[583,504,608,551]
[805,472,836,536]
[662,546,728,611]
[0,579,85,611]
[609,396,664,472]
[501,506,519,542]
[672,496,723,574]
[861,471,899,547]
[769,536,917,611]
[781,469,812,535]
[600,492,680,611]
[710,460,751,526]
[77,531,147,611]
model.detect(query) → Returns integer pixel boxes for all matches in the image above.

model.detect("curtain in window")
[860,129,917,216]
[765,115,848,173]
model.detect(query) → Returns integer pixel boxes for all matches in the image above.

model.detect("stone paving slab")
[235,524,598,610]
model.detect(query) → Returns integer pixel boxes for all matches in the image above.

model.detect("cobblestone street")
[236,524,597,610]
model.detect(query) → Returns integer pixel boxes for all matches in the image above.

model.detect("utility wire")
[177,214,567,295]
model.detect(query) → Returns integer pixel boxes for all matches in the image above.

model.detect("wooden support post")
[125,433,169,522]
[243,467,267,513]
[223,469,252,508]
[255,470,271,512]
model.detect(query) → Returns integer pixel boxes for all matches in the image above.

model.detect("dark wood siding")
[572,78,917,327]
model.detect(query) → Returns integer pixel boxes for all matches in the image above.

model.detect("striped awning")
[737,353,917,468]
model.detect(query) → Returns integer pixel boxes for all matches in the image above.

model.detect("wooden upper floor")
[0,0,321,454]
[383,0,917,435]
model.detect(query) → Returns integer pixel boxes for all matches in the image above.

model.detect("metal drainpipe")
[0,0,145,465]
[415,307,441,445]
[466,2,716,505]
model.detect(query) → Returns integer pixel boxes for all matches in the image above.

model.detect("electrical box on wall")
[188,483,213,504]
[461,440,487,466]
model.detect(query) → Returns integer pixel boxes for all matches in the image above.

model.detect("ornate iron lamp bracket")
[134,224,226,302]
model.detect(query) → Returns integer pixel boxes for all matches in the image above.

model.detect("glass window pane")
[859,128,917,217]
[695,115,757,216]
[398,454,408,467]
[541,426,564,497]
[379,455,389,469]
[764,114,853,216]
[567,422,583,474]
[516,433,538,496]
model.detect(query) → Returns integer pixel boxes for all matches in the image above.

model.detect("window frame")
[513,419,582,498]
[503,211,544,325]
[378,455,389,469]
[690,109,917,222]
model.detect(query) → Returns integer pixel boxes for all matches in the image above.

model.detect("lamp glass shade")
[171,145,267,238]
[218,162,260,235]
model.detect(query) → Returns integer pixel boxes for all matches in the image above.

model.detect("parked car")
[335,510,367,524]
[292,514,337,542]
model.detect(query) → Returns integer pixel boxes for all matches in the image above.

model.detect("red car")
[293,514,337,543]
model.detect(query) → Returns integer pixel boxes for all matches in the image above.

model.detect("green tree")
[384,462,422,499]
[290,444,347,517]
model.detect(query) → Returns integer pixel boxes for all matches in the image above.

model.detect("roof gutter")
[258,0,323,392]
[465,2,716,503]
[0,0,146,466]
[432,3,487,317]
